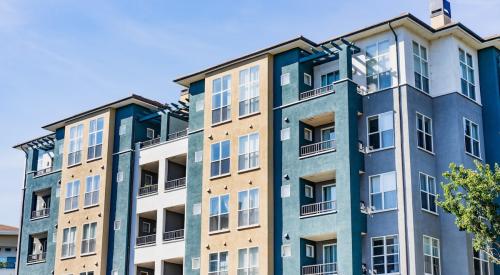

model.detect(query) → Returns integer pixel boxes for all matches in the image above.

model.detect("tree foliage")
[438,161,500,264]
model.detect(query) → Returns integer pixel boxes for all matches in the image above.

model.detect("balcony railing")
[27,252,47,263]
[33,167,53,177]
[300,139,336,157]
[167,129,188,141]
[163,229,184,242]
[301,200,336,216]
[299,84,335,100]
[165,177,186,191]
[136,234,156,246]
[302,263,337,275]
[138,184,158,197]
[31,208,50,219]
[139,137,161,149]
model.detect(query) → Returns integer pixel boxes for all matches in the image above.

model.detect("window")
[239,66,260,116]
[304,128,312,141]
[367,112,394,150]
[305,245,315,258]
[238,189,259,227]
[238,247,259,275]
[281,185,290,198]
[423,236,440,275]
[146,128,155,139]
[369,172,397,211]
[281,128,290,141]
[321,71,340,86]
[194,150,203,163]
[210,140,230,177]
[144,174,153,186]
[208,251,228,275]
[81,222,97,255]
[473,248,490,275]
[420,173,437,214]
[37,149,53,171]
[372,235,400,274]
[464,118,480,158]
[413,42,429,93]
[84,175,100,207]
[304,185,313,198]
[281,245,291,257]
[304,73,312,86]
[459,48,476,100]
[212,75,231,124]
[88,117,104,160]
[321,126,335,141]
[417,113,433,152]
[65,180,80,212]
[281,73,290,86]
[192,257,200,270]
[68,124,83,166]
[61,227,76,258]
[238,133,259,171]
[209,195,229,232]
[366,40,391,92]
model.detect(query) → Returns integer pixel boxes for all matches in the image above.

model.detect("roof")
[174,13,499,88]
[0,225,18,235]
[12,133,56,151]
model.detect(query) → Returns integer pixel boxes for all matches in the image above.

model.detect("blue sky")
[0,0,498,227]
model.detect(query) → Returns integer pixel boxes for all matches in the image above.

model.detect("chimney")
[430,0,452,29]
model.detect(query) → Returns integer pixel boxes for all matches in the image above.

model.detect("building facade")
[0,225,18,275]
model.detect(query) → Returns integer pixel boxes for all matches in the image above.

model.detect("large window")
[423,236,440,275]
[238,247,259,275]
[209,195,229,232]
[239,66,259,116]
[369,172,397,211]
[238,189,259,227]
[212,75,231,124]
[238,133,259,171]
[211,140,230,177]
[372,235,400,274]
[321,71,339,86]
[464,118,480,158]
[88,117,104,160]
[209,251,228,275]
[417,113,433,153]
[61,227,76,258]
[84,175,100,207]
[367,112,394,151]
[473,247,490,275]
[65,180,80,212]
[81,222,97,255]
[68,124,83,166]
[413,42,429,93]
[459,48,476,100]
[366,40,391,92]
[420,173,437,214]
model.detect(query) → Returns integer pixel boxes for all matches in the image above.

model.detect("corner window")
[423,236,441,275]
[239,66,260,117]
[417,113,433,153]
[321,71,340,86]
[88,117,104,160]
[84,175,100,207]
[369,171,397,211]
[238,133,259,171]
[281,73,290,86]
[366,40,391,92]
[413,42,429,93]
[64,180,80,212]
[464,118,480,158]
[61,227,76,258]
[212,75,231,124]
[68,124,83,166]
[81,222,97,255]
[238,189,259,227]
[304,73,312,86]
[367,112,394,151]
[420,173,437,214]
[372,235,400,274]
[238,247,259,274]
[459,48,476,100]
[209,195,229,232]
[208,251,228,274]
[210,140,230,177]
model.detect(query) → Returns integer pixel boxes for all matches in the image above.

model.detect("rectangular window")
[304,128,312,141]
[65,180,80,212]
[413,41,429,93]
[473,247,490,275]
[212,75,231,124]
[68,124,83,166]
[84,175,100,207]
[281,73,290,86]
[305,244,315,258]
[367,112,394,151]
[372,235,400,274]
[238,247,259,275]
[238,133,259,171]
[321,126,335,141]
[370,172,397,211]
[239,66,260,116]
[81,222,97,255]
[420,173,437,214]
[238,189,259,227]
[459,48,476,100]
[209,194,229,232]
[87,117,104,160]
[366,40,391,92]
[146,128,155,139]
[417,113,433,152]
[423,236,441,275]
[464,118,480,158]
[304,185,314,198]
[210,140,230,177]
[208,251,228,275]
[321,71,340,86]
[304,73,312,86]
[61,227,76,258]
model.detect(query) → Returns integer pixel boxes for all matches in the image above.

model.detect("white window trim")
[371,235,400,275]
[237,247,259,274]
[419,172,438,215]
[238,133,260,171]
[208,251,229,274]
[84,175,100,207]
[61,226,77,259]
[423,235,441,275]
[473,245,491,275]
[321,184,336,203]
[305,244,315,258]
[366,112,394,152]
[237,188,260,228]
[87,117,104,160]
[68,124,83,166]
[413,41,430,93]
[146,128,155,139]
[369,171,397,213]
[304,73,312,86]
[304,128,313,141]
[304,185,314,198]
[366,40,392,92]
[416,112,434,154]
[81,222,97,255]
[210,140,231,177]
[209,194,230,233]
[64,180,80,212]
[211,75,232,125]
[459,48,476,101]
[320,126,335,142]
[463,117,481,159]
[239,65,260,117]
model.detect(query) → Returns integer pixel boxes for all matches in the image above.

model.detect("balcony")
[31,189,51,220]
[302,263,337,275]
[167,129,188,141]
[163,229,184,242]
[300,84,335,100]
[300,112,336,158]
[136,210,157,247]
[138,184,158,197]
[301,171,336,218]
[27,232,47,264]
[138,162,159,197]
[136,234,156,247]
[301,239,337,275]
[301,201,336,216]
[165,177,186,191]
[27,252,46,264]
[300,140,336,157]
[31,208,50,219]
[33,167,53,177]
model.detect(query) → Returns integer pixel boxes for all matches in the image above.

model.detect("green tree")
[438,161,500,264]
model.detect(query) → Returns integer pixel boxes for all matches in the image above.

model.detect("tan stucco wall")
[0,235,18,247]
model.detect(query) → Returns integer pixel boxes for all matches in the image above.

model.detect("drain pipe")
[389,22,410,275]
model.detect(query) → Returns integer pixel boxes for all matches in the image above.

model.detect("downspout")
[15,149,29,275]
[389,22,410,275]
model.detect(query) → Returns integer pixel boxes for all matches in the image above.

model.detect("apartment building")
[0,225,18,275]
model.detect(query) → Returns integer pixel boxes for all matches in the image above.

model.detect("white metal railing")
[139,137,161,149]
[300,140,336,157]
[136,234,156,246]
[165,177,186,191]
[138,184,158,197]
[301,200,336,216]
[302,262,337,275]
[34,167,53,177]
[31,208,50,219]
[300,84,335,100]
[167,129,188,141]
[27,252,46,263]
[163,229,184,241]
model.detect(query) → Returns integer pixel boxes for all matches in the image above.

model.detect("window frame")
[239,65,260,117]
[81,222,97,255]
[61,226,77,259]
[212,75,232,125]
[237,188,260,228]
[304,73,312,86]
[68,124,83,166]
[459,48,476,101]
[84,175,100,207]
[209,194,230,233]
[413,41,430,93]
[321,71,340,86]
[304,128,313,142]
[416,112,434,153]
[305,244,315,258]
[146,128,155,139]
[237,247,259,274]
[87,117,104,160]
[369,171,397,212]
[367,112,394,152]
[210,140,231,177]
[463,118,481,159]
[238,133,260,171]
[366,40,392,92]
[320,126,335,142]
[473,246,491,275]
[304,185,314,199]
[423,235,441,275]
[64,180,80,212]
[208,251,229,275]
[371,235,400,275]
[420,173,438,215]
